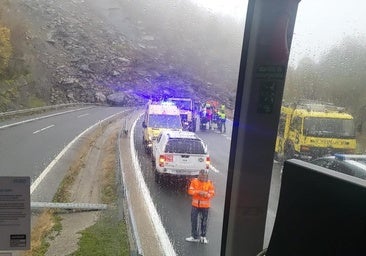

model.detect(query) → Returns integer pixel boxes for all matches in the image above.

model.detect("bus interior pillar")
[222,0,301,255]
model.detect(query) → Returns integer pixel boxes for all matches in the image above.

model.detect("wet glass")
[1,0,366,255]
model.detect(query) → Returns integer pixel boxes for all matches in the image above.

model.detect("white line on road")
[30,110,127,194]
[128,116,226,255]
[77,113,89,118]
[210,165,220,173]
[0,107,94,130]
[130,116,177,256]
[33,124,55,134]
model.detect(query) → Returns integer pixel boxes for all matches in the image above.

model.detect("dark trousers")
[221,120,226,133]
[191,206,209,238]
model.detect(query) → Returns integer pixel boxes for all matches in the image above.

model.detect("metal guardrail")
[0,103,96,118]
[117,114,144,256]
[31,202,108,211]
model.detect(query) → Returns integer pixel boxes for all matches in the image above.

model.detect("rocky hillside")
[0,0,237,111]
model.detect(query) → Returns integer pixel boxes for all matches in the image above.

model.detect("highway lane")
[0,106,128,193]
[198,120,282,248]
[134,118,282,255]
[0,106,281,254]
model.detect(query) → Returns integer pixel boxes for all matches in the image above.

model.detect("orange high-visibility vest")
[188,178,215,208]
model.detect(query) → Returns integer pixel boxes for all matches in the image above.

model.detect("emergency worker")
[185,169,215,244]
[205,103,213,129]
[217,108,226,133]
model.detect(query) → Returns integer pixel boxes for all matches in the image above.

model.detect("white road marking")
[30,110,127,194]
[224,135,231,141]
[0,107,94,130]
[33,124,55,134]
[210,165,220,173]
[130,116,177,256]
[77,113,89,118]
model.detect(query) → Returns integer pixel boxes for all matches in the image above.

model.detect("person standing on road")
[217,108,226,133]
[185,169,215,244]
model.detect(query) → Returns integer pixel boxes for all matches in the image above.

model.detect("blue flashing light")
[335,154,366,161]
[334,154,346,160]
[161,101,176,106]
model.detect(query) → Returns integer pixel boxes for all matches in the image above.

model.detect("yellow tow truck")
[275,101,356,161]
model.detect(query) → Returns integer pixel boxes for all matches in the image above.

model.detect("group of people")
[200,101,227,132]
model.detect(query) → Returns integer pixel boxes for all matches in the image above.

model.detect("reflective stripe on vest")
[192,198,210,208]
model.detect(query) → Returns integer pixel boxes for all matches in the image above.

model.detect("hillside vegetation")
[0,25,12,76]
[0,0,242,112]
[0,1,46,111]
[284,37,366,129]
[1,0,366,132]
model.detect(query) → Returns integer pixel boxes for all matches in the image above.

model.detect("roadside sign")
[0,177,30,250]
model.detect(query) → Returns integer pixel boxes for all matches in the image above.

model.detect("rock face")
[4,0,235,109]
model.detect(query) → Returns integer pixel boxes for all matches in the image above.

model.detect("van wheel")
[200,123,206,130]
[284,143,295,161]
[155,170,161,184]
[191,119,197,132]
[144,144,151,154]
[274,152,285,165]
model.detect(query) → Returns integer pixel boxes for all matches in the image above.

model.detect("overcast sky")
[292,0,366,64]
[191,0,366,66]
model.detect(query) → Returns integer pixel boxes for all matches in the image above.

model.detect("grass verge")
[69,129,130,255]
[24,120,130,255]
[23,210,62,256]
[69,209,129,256]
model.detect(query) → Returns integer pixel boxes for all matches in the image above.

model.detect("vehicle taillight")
[159,155,165,167]
[300,145,310,152]
[206,156,210,169]
[346,149,355,154]
[159,155,173,167]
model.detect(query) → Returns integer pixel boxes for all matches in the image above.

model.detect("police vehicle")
[310,154,366,180]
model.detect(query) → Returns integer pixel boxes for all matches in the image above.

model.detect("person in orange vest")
[185,169,215,244]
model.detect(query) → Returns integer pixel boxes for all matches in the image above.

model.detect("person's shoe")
[185,236,200,242]
[200,236,208,244]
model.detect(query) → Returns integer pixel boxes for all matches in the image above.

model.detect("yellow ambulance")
[142,101,182,153]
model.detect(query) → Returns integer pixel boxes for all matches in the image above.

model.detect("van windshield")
[148,114,182,129]
[170,100,192,110]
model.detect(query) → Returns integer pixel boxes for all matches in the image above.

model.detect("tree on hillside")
[284,57,321,102]
[284,37,366,130]
[284,37,366,113]
[317,38,366,113]
[0,25,12,77]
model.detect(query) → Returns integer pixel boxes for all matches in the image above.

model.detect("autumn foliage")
[0,25,12,76]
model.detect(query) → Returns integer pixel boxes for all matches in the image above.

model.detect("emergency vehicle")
[142,101,182,152]
[275,101,357,161]
[168,97,197,132]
